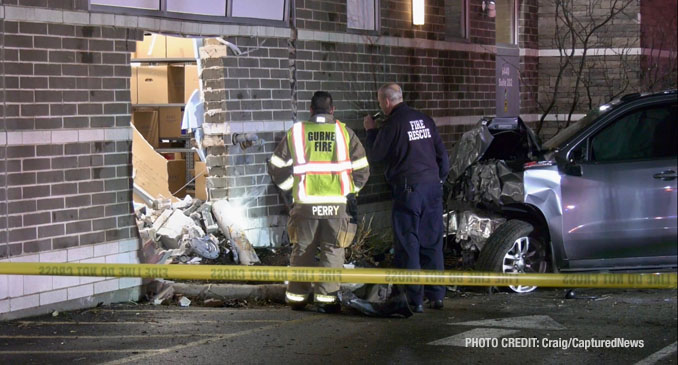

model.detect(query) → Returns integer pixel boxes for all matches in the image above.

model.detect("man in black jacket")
[363,83,449,313]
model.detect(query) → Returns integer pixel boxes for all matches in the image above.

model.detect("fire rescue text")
[407,119,431,141]
[308,131,335,152]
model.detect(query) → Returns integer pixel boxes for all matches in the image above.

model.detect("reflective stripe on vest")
[290,120,353,204]
[292,122,306,165]
[270,154,293,168]
[278,176,294,191]
[334,121,351,196]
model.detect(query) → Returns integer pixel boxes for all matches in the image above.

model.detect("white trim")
[4,4,667,61]
[5,128,132,146]
[520,113,587,122]
[519,48,539,57]
[433,115,486,127]
[298,29,496,54]
[2,5,291,38]
[539,48,642,57]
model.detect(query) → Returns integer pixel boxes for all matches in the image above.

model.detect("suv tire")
[476,219,550,293]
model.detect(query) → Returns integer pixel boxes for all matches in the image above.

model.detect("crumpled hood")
[448,117,543,206]
[448,117,542,182]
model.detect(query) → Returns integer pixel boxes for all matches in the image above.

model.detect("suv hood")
[448,117,542,206]
[449,117,542,182]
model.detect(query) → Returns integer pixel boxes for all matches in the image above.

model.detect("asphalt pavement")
[0,287,676,364]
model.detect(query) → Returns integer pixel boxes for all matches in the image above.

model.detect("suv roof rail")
[620,92,641,102]
[619,89,677,103]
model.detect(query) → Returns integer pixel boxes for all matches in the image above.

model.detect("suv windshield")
[542,102,617,150]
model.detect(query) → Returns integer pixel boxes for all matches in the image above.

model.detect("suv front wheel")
[476,220,551,293]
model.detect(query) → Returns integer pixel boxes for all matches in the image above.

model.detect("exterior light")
[482,0,496,18]
[412,0,425,25]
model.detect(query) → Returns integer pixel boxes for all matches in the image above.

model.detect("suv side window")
[590,103,677,162]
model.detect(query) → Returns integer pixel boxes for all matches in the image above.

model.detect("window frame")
[345,0,381,34]
[494,0,518,46]
[444,0,469,41]
[89,0,290,27]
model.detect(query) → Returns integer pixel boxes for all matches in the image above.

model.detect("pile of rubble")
[134,197,263,266]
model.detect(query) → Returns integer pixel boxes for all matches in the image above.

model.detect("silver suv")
[446,90,677,292]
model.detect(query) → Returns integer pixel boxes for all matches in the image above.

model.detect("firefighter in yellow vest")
[267,91,370,313]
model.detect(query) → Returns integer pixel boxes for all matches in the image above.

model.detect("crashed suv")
[446,90,678,292]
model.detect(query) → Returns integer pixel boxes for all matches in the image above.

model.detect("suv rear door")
[559,97,677,269]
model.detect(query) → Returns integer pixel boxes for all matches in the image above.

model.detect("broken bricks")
[134,195,260,266]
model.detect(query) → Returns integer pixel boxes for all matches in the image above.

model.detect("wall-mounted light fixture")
[412,0,425,25]
[482,0,496,18]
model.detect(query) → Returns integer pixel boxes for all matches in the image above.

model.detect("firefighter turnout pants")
[286,216,351,304]
[391,182,446,306]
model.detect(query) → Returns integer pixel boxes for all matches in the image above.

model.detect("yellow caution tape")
[0,262,676,289]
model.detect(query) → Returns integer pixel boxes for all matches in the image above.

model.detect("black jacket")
[365,103,449,185]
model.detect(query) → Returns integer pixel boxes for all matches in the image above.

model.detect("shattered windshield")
[542,102,616,150]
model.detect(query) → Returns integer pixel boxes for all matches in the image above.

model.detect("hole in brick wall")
[130,32,207,204]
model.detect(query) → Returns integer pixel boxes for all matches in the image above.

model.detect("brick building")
[0,0,675,318]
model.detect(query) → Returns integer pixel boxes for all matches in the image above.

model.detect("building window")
[91,0,159,9]
[495,0,517,44]
[167,0,226,16]
[445,0,468,39]
[90,0,289,23]
[347,0,379,31]
[231,0,287,21]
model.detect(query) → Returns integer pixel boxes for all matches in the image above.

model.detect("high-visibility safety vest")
[287,120,356,205]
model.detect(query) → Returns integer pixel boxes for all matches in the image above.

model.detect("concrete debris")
[156,210,198,249]
[134,196,260,266]
[212,200,261,265]
[151,285,175,306]
[172,195,194,210]
[178,296,192,307]
[199,202,219,234]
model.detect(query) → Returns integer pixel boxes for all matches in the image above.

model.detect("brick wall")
[536,0,644,127]
[0,2,145,317]
[640,0,678,92]
[0,18,142,257]
[196,0,543,245]
[1,0,545,317]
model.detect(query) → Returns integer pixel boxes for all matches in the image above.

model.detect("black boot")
[380,292,414,318]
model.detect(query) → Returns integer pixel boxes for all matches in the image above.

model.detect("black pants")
[391,181,445,306]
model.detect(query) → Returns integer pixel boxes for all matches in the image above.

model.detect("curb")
[162,281,287,303]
